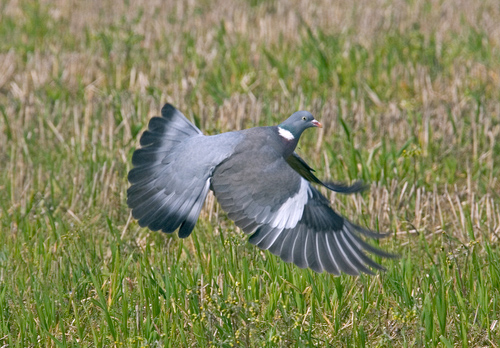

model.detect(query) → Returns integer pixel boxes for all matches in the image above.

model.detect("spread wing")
[127,104,241,238]
[127,105,209,237]
[211,148,395,275]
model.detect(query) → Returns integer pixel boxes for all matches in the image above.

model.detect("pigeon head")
[277,111,322,141]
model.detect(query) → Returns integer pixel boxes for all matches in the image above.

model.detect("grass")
[0,0,499,346]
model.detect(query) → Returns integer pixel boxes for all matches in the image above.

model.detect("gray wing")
[211,149,395,275]
[286,152,367,194]
[127,104,241,238]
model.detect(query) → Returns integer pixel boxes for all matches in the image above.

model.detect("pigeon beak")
[312,120,322,128]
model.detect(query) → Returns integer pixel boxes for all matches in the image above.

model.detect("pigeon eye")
[302,116,307,121]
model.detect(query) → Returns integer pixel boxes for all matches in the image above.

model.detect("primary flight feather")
[127,104,395,275]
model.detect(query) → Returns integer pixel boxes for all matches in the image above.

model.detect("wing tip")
[161,103,177,117]
[178,219,196,238]
[322,180,369,194]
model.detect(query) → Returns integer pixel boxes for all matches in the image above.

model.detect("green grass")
[0,0,500,346]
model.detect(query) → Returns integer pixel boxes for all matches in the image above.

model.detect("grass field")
[1,0,500,346]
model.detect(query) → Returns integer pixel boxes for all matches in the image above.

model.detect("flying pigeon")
[127,104,395,275]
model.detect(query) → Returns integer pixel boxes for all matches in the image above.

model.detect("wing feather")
[292,226,308,269]
[316,233,340,275]
[332,233,359,275]
[127,104,241,238]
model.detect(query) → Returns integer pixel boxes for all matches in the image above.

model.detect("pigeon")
[127,104,396,275]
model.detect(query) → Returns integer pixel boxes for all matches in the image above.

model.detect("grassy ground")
[1,0,500,346]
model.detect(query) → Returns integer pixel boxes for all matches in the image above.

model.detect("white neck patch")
[278,127,294,140]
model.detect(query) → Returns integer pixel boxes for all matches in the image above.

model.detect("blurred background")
[0,0,499,346]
